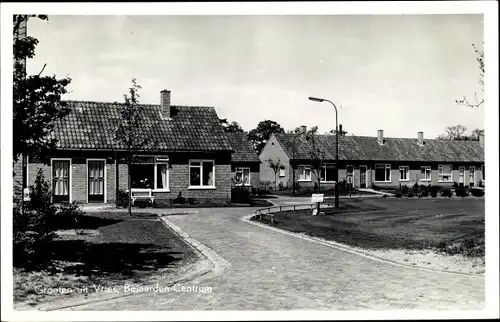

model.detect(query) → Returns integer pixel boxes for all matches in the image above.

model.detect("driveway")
[67,207,484,310]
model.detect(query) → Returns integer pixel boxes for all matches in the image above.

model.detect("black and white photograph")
[1,1,498,321]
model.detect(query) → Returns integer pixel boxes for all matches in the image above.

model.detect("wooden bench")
[128,189,155,205]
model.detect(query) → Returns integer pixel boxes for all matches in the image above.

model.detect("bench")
[128,188,155,206]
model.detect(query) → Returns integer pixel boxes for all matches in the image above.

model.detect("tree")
[306,126,326,193]
[456,43,484,108]
[220,118,244,133]
[13,15,72,207]
[470,128,484,141]
[437,125,468,140]
[114,78,151,216]
[267,157,283,192]
[328,128,348,136]
[248,120,285,154]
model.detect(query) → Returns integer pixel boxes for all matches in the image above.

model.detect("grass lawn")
[14,212,197,307]
[253,198,485,258]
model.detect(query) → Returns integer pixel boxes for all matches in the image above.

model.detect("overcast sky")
[27,14,484,138]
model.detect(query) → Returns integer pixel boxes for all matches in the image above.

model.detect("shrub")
[429,185,440,198]
[470,188,485,197]
[278,181,284,191]
[420,185,429,197]
[134,198,152,208]
[188,198,198,205]
[54,201,84,230]
[407,189,415,198]
[401,185,409,196]
[173,191,187,205]
[395,190,403,198]
[412,182,420,194]
[440,188,453,197]
[116,189,129,208]
[231,187,251,204]
[454,187,469,197]
[13,169,57,267]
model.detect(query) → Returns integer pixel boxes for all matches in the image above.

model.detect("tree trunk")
[128,155,132,216]
[274,173,277,192]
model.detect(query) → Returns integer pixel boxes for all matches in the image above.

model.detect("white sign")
[311,194,324,203]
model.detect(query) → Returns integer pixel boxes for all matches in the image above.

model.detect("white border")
[86,158,107,203]
[188,159,216,189]
[50,158,72,203]
[1,1,498,321]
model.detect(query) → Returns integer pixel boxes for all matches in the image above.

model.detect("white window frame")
[320,163,336,183]
[458,166,465,185]
[399,166,409,182]
[279,166,286,177]
[235,167,251,186]
[374,164,391,183]
[154,158,170,192]
[86,158,107,203]
[420,166,431,181]
[189,160,216,189]
[50,158,72,203]
[298,165,312,182]
[438,164,453,183]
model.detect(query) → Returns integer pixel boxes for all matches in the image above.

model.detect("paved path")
[68,207,484,310]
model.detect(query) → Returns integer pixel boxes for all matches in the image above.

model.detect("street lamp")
[308,96,339,208]
[292,129,309,196]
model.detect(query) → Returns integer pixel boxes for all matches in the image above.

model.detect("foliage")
[428,185,441,198]
[116,189,129,208]
[407,189,415,198]
[13,15,72,164]
[134,199,152,208]
[172,191,186,205]
[456,43,484,108]
[220,118,244,133]
[454,187,469,197]
[306,126,326,190]
[470,188,485,197]
[420,185,429,197]
[247,120,285,154]
[13,169,57,267]
[395,190,403,198]
[231,187,252,204]
[328,127,348,136]
[440,188,453,198]
[401,185,409,196]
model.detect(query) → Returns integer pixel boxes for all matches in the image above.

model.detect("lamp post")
[292,130,308,196]
[308,96,340,208]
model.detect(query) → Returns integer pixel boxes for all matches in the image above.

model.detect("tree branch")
[37,63,47,76]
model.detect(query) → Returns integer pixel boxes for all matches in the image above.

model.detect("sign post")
[311,193,324,216]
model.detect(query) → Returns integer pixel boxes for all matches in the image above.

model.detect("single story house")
[14,90,247,205]
[226,132,261,189]
[259,128,485,190]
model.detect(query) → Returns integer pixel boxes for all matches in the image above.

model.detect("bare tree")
[267,157,283,192]
[456,43,484,108]
[437,125,468,140]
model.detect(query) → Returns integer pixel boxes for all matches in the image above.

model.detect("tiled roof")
[226,132,260,163]
[275,133,484,163]
[51,101,234,152]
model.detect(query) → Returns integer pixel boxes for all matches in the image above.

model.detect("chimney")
[417,131,424,145]
[377,129,384,145]
[300,125,307,133]
[479,134,484,147]
[160,89,171,119]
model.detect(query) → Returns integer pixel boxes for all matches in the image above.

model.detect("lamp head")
[308,96,325,102]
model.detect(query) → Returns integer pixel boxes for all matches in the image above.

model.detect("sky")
[26,14,484,138]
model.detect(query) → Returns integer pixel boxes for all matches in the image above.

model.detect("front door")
[88,160,105,202]
[53,160,70,203]
[359,166,367,188]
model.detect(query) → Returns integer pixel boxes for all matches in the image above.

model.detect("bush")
[440,188,453,197]
[420,185,429,197]
[187,198,197,205]
[470,188,485,197]
[13,169,57,267]
[412,182,420,194]
[454,187,469,197]
[407,189,415,198]
[173,191,187,205]
[395,190,403,198]
[54,201,85,230]
[134,198,152,208]
[116,189,129,208]
[429,185,441,198]
[231,187,251,204]
[401,185,409,196]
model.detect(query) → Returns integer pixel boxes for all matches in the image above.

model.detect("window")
[279,166,285,177]
[320,163,336,182]
[189,160,215,188]
[52,159,71,202]
[399,166,409,181]
[235,167,251,185]
[420,166,431,181]
[458,166,465,186]
[375,164,391,182]
[438,164,452,182]
[298,165,311,181]
[130,157,169,191]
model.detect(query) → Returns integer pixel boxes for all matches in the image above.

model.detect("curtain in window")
[202,162,214,186]
[157,164,167,189]
[53,161,69,196]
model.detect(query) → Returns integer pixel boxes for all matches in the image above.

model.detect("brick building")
[14,90,253,205]
[259,128,485,191]
[226,132,261,189]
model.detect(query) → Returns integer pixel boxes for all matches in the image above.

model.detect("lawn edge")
[241,214,484,279]
[15,216,218,311]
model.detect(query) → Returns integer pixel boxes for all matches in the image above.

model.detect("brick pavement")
[66,207,484,310]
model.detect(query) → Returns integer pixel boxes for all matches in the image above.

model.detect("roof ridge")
[277,132,481,143]
[64,100,215,109]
